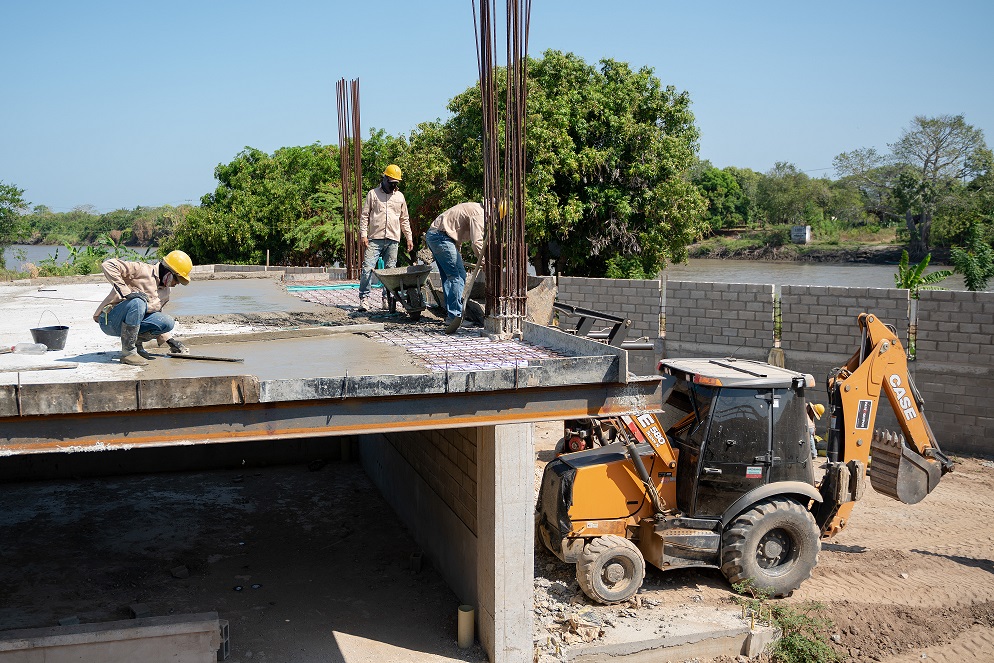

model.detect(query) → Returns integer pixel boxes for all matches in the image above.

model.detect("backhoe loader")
[536,313,953,604]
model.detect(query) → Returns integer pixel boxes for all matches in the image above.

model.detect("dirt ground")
[530,422,994,663]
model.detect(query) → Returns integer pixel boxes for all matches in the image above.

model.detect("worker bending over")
[357,164,413,311]
[425,202,484,332]
[93,250,193,366]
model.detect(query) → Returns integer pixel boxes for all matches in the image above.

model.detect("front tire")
[576,535,645,604]
[720,497,820,597]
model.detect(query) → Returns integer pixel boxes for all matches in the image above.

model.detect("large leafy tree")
[0,181,28,268]
[164,144,343,265]
[835,115,989,257]
[430,50,706,277]
[693,166,749,232]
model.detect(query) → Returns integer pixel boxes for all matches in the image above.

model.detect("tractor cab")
[657,358,817,519]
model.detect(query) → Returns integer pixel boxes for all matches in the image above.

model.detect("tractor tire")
[575,535,645,604]
[720,497,820,597]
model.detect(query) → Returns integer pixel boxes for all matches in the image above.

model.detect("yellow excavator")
[536,313,953,603]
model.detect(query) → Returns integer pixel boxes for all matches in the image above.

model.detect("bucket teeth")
[869,429,905,500]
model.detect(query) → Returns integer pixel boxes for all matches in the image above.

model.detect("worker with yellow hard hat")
[93,250,194,366]
[357,164,413,311]
[806,402,826,458]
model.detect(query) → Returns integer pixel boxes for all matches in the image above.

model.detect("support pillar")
[476,423,534,663]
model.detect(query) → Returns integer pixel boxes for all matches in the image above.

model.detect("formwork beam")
[0,379,661,456]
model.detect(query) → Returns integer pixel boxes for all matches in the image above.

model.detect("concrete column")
[476,423,534,663]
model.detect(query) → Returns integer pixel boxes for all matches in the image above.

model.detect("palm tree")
[894,250,951,299]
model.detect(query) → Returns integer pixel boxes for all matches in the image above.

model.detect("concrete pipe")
[457,604,475,649]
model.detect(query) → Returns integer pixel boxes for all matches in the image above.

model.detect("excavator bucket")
[869,430,942,504]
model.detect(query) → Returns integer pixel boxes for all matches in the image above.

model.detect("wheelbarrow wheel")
[405,286,425,320]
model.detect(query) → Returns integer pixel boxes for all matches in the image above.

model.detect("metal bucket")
[30,310,69,351]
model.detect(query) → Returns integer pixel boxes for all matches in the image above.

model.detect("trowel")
[149,353,244,363]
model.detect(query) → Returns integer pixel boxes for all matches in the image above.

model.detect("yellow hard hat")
[383,164,402,181]
[162,250,193,285]
[811,403,825,419]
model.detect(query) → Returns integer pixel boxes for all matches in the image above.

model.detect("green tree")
[437,50,707,277]
[894,250,952,298]
[756,162,812,226]
[693,167,748,232]
[950,222,994,291]
[0,181,28,267]
[836,115,989,257]
[164,144,343,265]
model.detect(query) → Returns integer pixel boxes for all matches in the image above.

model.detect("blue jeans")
[426,228,465,321]
[98,298,175,339]
[358,239,399,300]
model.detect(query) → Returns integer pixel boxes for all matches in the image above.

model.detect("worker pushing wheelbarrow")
[371,264,432,321]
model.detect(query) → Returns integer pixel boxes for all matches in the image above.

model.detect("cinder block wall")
[555,277,661,339]
[359,428,479,606]
[913,290,994,456]
[662,280,775,361]
[386,428,478,535]
[554,276,662,375]
[779,286,910,435]
[781,285,910,354]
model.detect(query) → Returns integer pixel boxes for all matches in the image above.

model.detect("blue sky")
[2,0,992,213]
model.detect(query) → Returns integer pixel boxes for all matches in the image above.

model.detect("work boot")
[357,297,369,312]
[136,332,155,359]
[120,323,149,366]
[444,316,463,335]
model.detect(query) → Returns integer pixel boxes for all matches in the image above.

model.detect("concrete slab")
[167,277,325,315]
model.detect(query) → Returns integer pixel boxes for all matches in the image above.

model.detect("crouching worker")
[93,250,193,366]
[425,202,484,334]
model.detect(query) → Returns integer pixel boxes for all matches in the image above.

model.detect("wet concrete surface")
[168,278,325,316]
[138,334,429,381]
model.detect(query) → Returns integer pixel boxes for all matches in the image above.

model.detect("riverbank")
[688,242,949,265]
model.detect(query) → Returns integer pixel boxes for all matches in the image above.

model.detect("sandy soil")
[530,421,994,662]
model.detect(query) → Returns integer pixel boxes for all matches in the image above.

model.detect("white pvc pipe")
[457,604,475,649]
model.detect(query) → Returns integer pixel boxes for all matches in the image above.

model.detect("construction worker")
[425,201,484,332]
[93,250,193,366]
[357,164,413,311]
[807,402,825,458]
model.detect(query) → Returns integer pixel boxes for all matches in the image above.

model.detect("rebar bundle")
[336,78,363,279]
[473,0,531,336]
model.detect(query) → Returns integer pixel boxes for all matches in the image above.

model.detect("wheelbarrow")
[372,264,432,321]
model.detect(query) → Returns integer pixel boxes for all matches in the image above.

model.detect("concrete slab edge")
[0,612,220,652]
[566,624,751,661]
[524,321,628,382]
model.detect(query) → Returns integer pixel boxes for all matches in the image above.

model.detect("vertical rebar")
[473,0,531,336]
[337,78,363,279]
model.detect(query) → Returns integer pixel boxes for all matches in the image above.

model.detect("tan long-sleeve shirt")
[429,202,485,260]
[359,186,412,244]
[92,259,171,322]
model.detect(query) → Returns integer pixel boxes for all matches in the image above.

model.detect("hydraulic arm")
[816,313,953,536]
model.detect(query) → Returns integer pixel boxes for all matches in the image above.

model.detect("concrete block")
[0,613,221,663]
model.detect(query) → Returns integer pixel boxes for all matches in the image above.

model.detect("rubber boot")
[120,323,149,366]
[136,332,155,359]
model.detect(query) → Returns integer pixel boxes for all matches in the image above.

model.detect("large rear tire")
[576,535,645,604]
[720,497,820,597]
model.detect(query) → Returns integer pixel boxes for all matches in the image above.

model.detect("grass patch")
[732,580,840,663]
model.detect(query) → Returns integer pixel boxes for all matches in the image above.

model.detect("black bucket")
[30,310,69,351]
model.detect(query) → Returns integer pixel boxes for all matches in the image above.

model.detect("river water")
[4,245,983,292]
[662,258,982,292]
[3,244,156,269]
